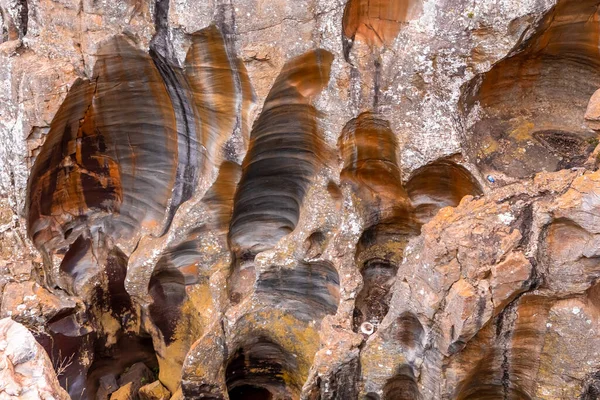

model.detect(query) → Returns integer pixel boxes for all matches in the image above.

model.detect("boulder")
[139,381,170,400]
[0,317,69,399]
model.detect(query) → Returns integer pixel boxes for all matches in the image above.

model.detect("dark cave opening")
[225,337,296,400]
[148,266,186,344]
[85,333,159,400]
[382,365,421,400]
[228,385,274,400]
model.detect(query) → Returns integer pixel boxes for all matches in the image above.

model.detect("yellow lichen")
[509,121,534,142]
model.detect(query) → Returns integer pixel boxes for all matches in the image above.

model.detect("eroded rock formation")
[463,0,600,180]
[1,0,600,399]
[0,317,70,399]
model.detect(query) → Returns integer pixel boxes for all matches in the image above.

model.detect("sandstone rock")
[0,281,77,325]
[2,0,600,398]
[586,88,600,131]
[0,317,69,399]
[138,381,170,400]
[7,260,32,282]
[490,251,533,312]
[113,362,155,400]
[110,383,134,400]
[465,0,600,179]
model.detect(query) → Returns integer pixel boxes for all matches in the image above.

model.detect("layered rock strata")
[0,0,600,399]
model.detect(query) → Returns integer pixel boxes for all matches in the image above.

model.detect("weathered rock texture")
[0,317,69,399]
[1,0,600,399]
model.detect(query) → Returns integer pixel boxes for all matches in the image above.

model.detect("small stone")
[139,380,171,400]
[110,382,134,400]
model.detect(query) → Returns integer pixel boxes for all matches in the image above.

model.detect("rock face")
[1,0,600,399]
[0,317,69,399]
[139,381,170,400]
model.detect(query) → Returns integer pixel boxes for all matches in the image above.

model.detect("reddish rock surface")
[1,0,600,399]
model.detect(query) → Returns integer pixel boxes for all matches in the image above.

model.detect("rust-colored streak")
[339,112,412,228]
[229,49,334,256]
[27,78,120,250]
[185,25,255,171]
[477,0,600,109]
[470,0,600,178]
[405,160,482,225]
[451,295,554,399]
[202,161,243,233]
[93,36,179,235]
[342,0,422,47]
[27,36,181,253]
[529,0,600,63]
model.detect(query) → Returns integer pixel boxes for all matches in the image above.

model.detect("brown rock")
[441,278,493,354]
[343,0,423,47]
[228,48,333,256]
[110,382,134,400]
[139,381,170,400]
[466,0,600,180]
[339,112,413,228]
[0,281,76,324]
[490,251,532,312]
[4,0,600,399]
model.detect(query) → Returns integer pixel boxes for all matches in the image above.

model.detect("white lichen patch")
[498,212,515,225]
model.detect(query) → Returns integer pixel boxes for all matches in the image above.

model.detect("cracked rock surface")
[1,0,600,399]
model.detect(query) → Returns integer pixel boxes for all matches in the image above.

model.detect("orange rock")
[343,0,423,47]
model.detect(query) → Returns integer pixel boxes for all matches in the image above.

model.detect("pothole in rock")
[462,0,600,179]
[382,365,421,400]
[405,159,483,224]
[225,338,297,400]
[228,49,333,257]
[353,258,398,333]
[256,261,341,322]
